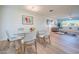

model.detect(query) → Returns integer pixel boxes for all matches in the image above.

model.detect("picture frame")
[22,15,33,25]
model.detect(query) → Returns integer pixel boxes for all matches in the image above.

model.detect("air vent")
[49,10,53,12]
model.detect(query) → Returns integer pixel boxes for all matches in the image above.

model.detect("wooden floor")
[37,32,79,54]
[51,32,79,54]
[0,32,79,54]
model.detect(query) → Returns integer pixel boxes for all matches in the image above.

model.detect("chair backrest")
[5,31,16,41]
[24,32,37,42]
[38,29,50,35]
[6,31,10,41]
[6,31,15,38]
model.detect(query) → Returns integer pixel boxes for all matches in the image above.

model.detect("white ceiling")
[1,5,79,17]
[23,5,79,17]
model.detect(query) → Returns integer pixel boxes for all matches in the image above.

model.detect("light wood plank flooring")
[0,32,79,54]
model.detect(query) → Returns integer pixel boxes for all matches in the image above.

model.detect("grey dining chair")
[6,31,23,54]
[37,29,51,47]
[22,31,37,54]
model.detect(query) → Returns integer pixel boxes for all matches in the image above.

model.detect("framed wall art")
[22,15,33,25]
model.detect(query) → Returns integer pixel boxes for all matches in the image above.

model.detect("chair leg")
[35,40,37,53]
[38,37,41,43]
[8,40,10,48]
[14,41,18,54]
[24,44,26,54]
[21,44,23,53]
[43,36,46,47]
[20,45,22,54]
[49,35,51,44]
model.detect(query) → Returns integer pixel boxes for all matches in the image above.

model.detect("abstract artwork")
[22,15,33,25]
[47,19,53,25]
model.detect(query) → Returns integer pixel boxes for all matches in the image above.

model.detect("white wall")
[0,9,1,39]
[44,14,58,28]
[0,6,3,40]
[1,6,46,40]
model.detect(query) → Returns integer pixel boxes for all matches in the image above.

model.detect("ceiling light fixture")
[25,5,40,12]
[49,10,53,12]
